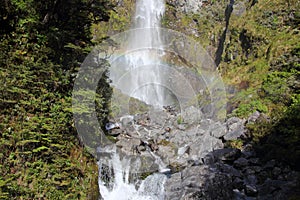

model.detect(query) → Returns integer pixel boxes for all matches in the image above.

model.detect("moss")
[91,0,134,43]
[227,139,244,150]
[157,139,171,146]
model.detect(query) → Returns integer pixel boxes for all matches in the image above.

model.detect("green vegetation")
[1,0,299,198]
[163,0,299,169]
[0,0,113,199]
[219,0,299,168]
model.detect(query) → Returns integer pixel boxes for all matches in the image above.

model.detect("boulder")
[182,106,202,125]
[234,157,249,168]
[212,148,241,162]
[224,117,246,140]
[210,121,227,138]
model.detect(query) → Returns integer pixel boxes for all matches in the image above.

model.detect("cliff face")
[163,0,299,117]
[162,0,300,166]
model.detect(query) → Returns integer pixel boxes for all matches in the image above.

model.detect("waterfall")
[109,0,166,107]
[98,0,168,199]
[98,147,167,200]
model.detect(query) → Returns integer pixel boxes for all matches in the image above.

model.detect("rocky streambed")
[102,107,299,200]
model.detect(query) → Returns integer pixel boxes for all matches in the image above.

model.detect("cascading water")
[98,146,167,200]
[110,0,166,107]
[98,0,168,199]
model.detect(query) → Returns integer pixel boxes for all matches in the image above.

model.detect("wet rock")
[116,136,141,154]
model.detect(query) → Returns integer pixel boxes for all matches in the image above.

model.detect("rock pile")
[105,107,299,199]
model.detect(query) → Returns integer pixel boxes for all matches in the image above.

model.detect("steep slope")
[0,0,112,199]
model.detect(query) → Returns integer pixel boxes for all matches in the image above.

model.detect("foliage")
[163,0,299,170]
[0,0,112,199]
[252,96,300,170]
[219,0,300,169]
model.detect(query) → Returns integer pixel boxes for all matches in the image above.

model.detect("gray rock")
[245,184,258,196]
[234,157,249,168]
[182,106,202,125]
[116,136,141,155]
[136,145,146,152]
[227,117,245,129]
[178,0,203,13]
[248,158,260,165]
[245,175,258,186]
[224,117,246,140]
[176,124,186,130]
[156,144,176,163]
[164,172,184,200]
[120,115,134,127]
[249,166,263,173]
[212,148,241,161]
[210,122,227,138]
[232,1,246,16]
[108,129,122,136]
[247,111,261,124]
[233,189,246,200]
[219,163,242,177]
[165,166,233,200]
[224,129,245,140]
[177,145,190,156]
[189,134,224,159]
[149,109,168,126]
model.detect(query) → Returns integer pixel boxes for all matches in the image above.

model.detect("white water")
[110,0,166,107]
[98,2,167,199]
[98,147,167,200]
